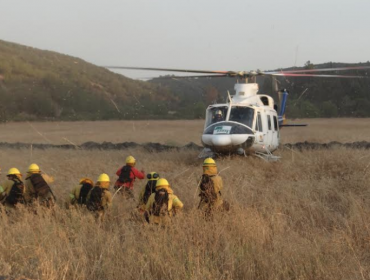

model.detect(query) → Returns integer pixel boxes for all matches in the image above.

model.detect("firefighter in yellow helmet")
[137,172,160,212]
[114,155,145,199]
[0,168,26,210]
[69,178,94,206]
[198,158,228,216]
[145,178,183,225]
[87,173,112,221]
[24,163,55,208]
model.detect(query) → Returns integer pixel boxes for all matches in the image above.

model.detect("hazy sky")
[1,0,370,79]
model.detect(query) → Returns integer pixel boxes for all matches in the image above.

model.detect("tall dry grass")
[0,147,370,279]
[1,118,370,145]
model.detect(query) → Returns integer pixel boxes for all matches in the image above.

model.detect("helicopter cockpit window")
[205,107,228,127]
[229,106,255,128]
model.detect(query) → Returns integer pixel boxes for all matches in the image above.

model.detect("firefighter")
[24,163,55,208]
[114,156,145,199]
[137,172,160,212]
[87,173,112,221]
[69,177,94,206]
[145,178,183,225]
[0,168,25,210]
[198,158,228,216]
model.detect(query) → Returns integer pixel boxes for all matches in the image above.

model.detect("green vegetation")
[267,61,370,118]
[1,38,369,121]
[153,61,370,118]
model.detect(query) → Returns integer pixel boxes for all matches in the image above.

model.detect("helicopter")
[106,65,370,160]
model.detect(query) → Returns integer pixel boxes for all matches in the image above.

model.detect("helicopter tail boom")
[278,89,288,125]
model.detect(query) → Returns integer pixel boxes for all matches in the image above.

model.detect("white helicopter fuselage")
[201,83,280,155]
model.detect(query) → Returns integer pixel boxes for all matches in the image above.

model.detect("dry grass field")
[0,119,370,280]
[0,118,369,145]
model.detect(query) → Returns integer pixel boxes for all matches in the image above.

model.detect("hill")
[0,40,178,121]
[1,39,369,121]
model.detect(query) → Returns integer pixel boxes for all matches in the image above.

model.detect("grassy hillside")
[1,39,369,121]
[0,40,177,121]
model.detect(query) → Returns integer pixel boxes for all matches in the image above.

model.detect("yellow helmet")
[203,158,216,167]
[147,172,159,181]
[7,168,21,176]
[97,173,110,182]
[156,178,169,188]
[126,156,136,165]
[28,163,40,173]
[79,177,94,186]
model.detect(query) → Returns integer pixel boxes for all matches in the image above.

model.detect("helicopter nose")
[211,135,232,146]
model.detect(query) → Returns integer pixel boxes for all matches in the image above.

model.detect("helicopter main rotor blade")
[267,65,370,74]
[105,65,370,78]
[270,73,366,78]
[105,66,230,75]
[153,74,229,79]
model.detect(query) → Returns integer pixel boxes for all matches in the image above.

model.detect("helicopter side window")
[268,115,272,130]
[261,96,269,106]
[273,116,278,131]
[229,106,254,128]
[255,112,263,132]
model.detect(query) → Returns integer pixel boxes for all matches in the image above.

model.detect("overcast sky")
[1,0,369,79]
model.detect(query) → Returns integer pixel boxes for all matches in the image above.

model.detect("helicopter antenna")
[293,88,309,106]
[227,90,232,104]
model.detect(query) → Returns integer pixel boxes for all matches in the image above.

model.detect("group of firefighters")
[0,156,228,224]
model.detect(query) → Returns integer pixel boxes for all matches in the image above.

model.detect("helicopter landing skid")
[254,148,281,162]
[198,148,215,159]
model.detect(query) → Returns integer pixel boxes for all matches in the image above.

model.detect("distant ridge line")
[0,141,369,151]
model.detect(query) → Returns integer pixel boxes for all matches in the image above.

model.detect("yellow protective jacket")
[24,173,54,203]
[86,184,112,211]
[198,168,224,211]
[0,177,26,208]
[69,180,94,205]
[145,185,183,224]
[137,180,157,211]
[0,177,25,198]
[69,185,81,204]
